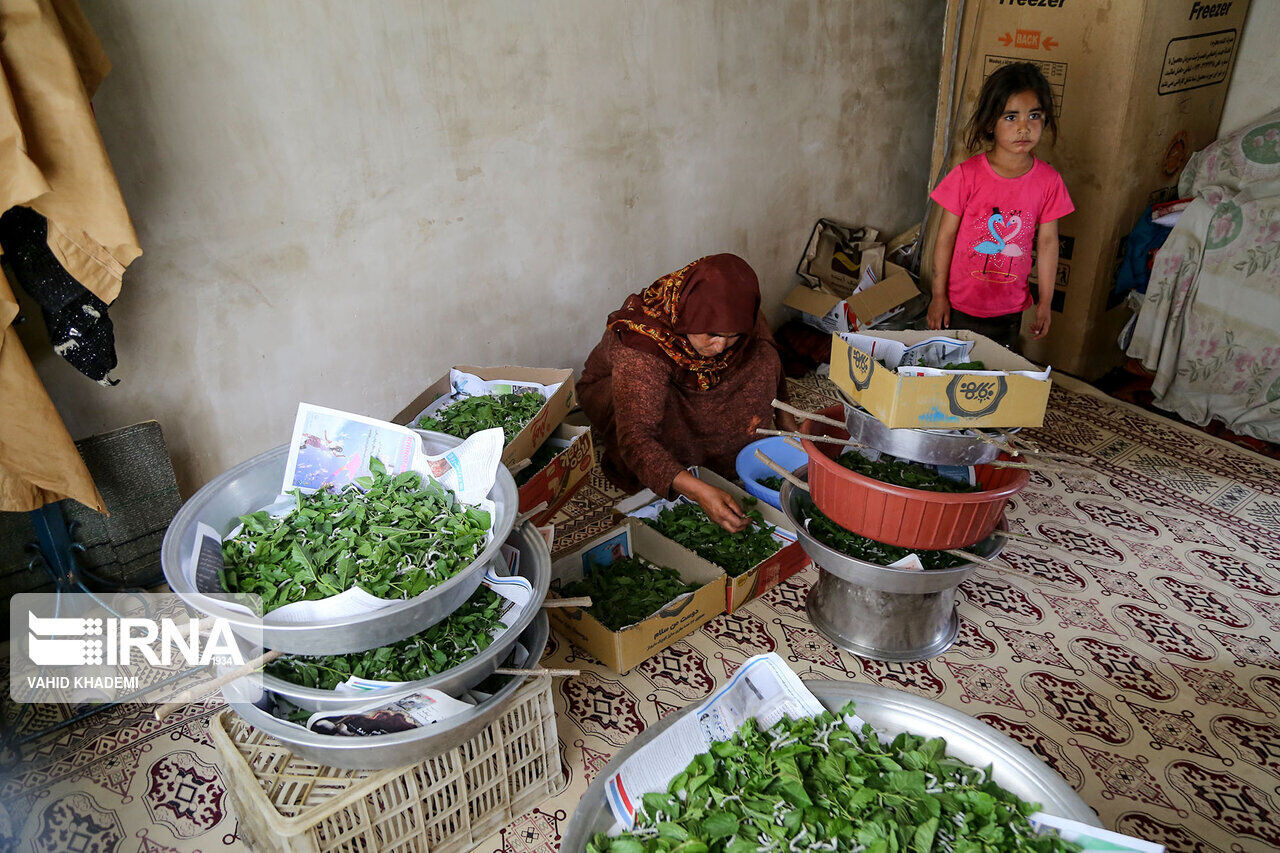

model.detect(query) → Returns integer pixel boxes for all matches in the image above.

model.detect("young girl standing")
[927,62,1074,349]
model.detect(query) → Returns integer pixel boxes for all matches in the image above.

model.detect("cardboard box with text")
[547,520,726,673]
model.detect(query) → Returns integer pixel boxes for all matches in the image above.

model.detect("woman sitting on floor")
[578,253,796,531]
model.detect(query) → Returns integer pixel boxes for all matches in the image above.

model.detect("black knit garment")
[0,205,119,385]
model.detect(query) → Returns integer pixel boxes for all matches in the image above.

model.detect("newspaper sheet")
[603,654,826,828]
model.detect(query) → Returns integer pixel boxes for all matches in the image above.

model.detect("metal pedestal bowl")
[221,612,549,770]
[258,520,550,711]
[160,431,518,655]
[558,679,1100,850]
[781,478,1004,661]
[840,391,1007,466]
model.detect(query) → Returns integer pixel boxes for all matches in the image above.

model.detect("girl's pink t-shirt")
[930,153,1074,317]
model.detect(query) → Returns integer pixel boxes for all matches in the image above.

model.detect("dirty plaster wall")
[26,1,945,494]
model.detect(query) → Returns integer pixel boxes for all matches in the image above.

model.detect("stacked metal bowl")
[160,431,550,769]
[786,400,1028,661]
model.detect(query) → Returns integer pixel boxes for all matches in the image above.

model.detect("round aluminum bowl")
[221,612,549,770]
[800,405,1028,550]
[160,431,518,655]
[840,391,1006,466]
[559,678,1100,850]
[258,520,550,711]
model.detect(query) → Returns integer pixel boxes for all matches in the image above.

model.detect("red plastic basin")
[799,405,1029,550]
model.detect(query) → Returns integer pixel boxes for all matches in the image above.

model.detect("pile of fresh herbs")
[941,360,987,371]
[561,556,699,630]
[417,391,545,442]
[643,498,782,577]
[804,504,965,571]
[221,459,491,613]
[757,475,785,492]
[836,451,980,494]
[265,586,505,689]
[588,702,1081,853]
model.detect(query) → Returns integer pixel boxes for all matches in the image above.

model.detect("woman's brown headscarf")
[607,254,761,390]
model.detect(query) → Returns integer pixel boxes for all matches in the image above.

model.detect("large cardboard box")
[616,468,810,613]
[514,424,593,526]
[392,366,577,467]
[547,520,726,673]
[830,329,1052,429]
[785,262,920,335]
[923,0,1251,379]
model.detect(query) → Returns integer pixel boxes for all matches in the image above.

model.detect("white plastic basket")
[208,677,561,853]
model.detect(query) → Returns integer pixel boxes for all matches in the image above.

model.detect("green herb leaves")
[644,498,782,577]
[836,451,981,494]
[804,504,965,570]
[587,702,1082,853]
[265,586,505,688]
[220,458,492,612]
[561,556,699,631]
[417,391,545,443]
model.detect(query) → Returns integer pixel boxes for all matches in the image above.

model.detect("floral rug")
[2,374,1278,853]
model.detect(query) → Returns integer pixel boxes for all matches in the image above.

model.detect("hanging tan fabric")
[0,0,139,512]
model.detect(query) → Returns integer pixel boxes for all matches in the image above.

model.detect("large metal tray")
[559,679,1100,850]
[160,432,517,655]
[258,520,550,711]
[221,612,549,770]
[840,391,1006,466]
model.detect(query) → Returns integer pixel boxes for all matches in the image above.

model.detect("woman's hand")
[927,294,950,330]
[673,471,748,532]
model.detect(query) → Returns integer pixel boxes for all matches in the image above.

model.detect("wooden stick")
[990,529,1056,547]
[772,399,846,429]
[542,596,592,608]
[153,649,284,721]
[755,427,864,448]
[946,549,1026,578]
[493,667,580,677]
[783,436,806,452]
[515,501,549,525]
[754,449,809,492]
[507,458,533,474]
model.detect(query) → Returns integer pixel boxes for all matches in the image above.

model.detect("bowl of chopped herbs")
[260,521,550,711]
[161,433,518,656]
[798,405,1028,550]
[561,679,1100,851]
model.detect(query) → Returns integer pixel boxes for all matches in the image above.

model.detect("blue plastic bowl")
[735,437,810,510]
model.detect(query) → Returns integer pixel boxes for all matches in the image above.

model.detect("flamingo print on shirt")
[971,206,1025,284]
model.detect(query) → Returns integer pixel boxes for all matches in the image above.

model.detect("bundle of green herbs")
[804,504,965,570]
[416,391,545,442]
[265,586,505,689]
[836,451,981,494]
[757,475,785,492]
[588,702,1081,853]
[941,360,987,371]
[221,459,491,613]
[643,498,782,577]
[560,556,699,631]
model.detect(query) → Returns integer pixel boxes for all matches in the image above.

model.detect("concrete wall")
[1220,1,1280,135]
[21,0,946,495]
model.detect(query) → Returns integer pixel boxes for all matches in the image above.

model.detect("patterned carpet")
[3,374,1279,853]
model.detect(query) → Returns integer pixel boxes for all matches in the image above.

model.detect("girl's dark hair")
[963,62,1058,152]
